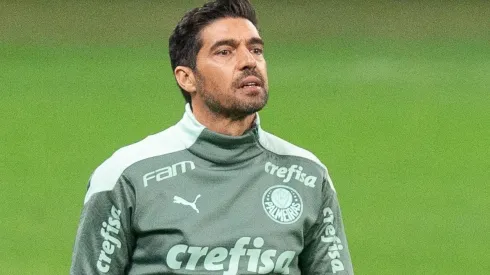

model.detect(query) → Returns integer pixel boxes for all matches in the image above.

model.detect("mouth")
[238,76,263,89]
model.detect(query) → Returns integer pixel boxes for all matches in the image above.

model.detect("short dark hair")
[169,0,259,103]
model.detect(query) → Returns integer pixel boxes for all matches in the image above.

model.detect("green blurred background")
[1,1,489,274]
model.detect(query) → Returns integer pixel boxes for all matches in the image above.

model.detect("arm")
[70,175,135,275]
[299,176,354,274]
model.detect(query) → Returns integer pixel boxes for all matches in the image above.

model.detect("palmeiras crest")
[262,185,303,224]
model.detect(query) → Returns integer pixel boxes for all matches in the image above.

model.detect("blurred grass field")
[1,1,489,274]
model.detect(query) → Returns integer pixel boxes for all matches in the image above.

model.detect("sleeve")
[70,174,136,275]
[299,175,354,274]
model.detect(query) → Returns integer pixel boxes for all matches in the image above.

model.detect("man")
[70,0,354,274]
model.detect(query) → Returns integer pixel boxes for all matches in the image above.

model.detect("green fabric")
[71,119,353,274]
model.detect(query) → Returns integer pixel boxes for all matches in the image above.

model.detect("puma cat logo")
[173,194,201,213]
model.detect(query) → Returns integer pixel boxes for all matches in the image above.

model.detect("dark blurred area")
[1,0,489,46]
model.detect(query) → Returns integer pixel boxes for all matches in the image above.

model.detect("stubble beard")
[195,71,269,121]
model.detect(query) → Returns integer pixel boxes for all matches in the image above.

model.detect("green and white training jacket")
[70,104,354,274]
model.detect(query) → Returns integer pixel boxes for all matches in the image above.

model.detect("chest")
[128,158,323,274]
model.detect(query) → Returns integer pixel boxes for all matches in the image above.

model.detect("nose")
[237,46,257,71]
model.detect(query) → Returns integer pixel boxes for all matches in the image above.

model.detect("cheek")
[258,63,269,84]
[211,69,234,90]
[257,60,267,73]
[201,66,233,87]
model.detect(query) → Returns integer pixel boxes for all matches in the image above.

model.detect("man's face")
[193,17,269,119]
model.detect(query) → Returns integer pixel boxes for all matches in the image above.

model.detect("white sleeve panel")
[84,123,203,204]
[258,129,336,192]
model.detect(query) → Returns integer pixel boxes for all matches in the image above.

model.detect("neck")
[190,102,256,136]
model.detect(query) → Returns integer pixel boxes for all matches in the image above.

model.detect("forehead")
[199,17,261,48]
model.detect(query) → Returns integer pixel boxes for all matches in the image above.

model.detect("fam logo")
[262,185,303,224]
[143,161,195,187]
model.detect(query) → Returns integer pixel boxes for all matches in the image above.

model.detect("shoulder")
[258,128,326,171]
[258,128,337,192]
[84,125,195,203]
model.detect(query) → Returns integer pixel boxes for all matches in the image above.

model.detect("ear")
[174,66,197,94]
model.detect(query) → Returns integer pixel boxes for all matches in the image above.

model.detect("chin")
[243,90,268,106]
[203,92,268,119]
[237,97,268,114]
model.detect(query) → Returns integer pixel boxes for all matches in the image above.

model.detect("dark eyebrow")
[247,37,264,47]
[209,37,264,52]
[209,39,239,52]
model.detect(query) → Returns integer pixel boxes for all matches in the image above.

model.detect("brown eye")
[252,48,263,55]
[216,50,231,56]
